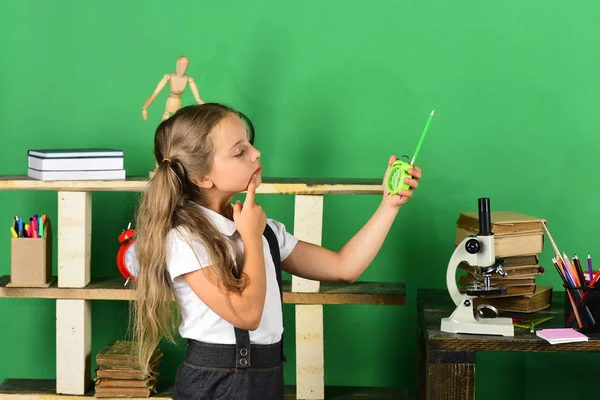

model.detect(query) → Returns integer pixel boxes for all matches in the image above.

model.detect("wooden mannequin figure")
[142,56,204,121]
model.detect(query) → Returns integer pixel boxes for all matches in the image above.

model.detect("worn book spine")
[456,226,544,257]
[456,211,545,234]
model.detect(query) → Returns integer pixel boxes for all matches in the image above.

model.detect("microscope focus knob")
[465,238,480,254]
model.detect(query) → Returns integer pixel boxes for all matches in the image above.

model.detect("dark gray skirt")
[173,339,284,400]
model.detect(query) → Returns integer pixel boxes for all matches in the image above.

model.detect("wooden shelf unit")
[0,175,404,399]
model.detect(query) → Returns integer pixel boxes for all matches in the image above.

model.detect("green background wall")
[1,1,598,399]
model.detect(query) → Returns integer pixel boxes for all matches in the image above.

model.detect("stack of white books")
[27,148,125,180]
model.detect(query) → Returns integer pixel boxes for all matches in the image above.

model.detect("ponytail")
[130,160,182,375]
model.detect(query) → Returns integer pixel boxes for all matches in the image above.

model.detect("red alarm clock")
[116,224,139,286]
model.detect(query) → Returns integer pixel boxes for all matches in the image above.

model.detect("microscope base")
[440,296,514,336]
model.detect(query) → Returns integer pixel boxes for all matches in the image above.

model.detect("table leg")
[421,343,475,400]
[418,326,427,400]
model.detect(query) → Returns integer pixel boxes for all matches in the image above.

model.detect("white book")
[29,155,124,171]
[28,148,124,158]
[28,168,126,181]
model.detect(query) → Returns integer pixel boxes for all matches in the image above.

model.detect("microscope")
[440,198,515,336]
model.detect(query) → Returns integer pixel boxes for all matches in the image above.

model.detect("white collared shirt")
[165,204,298,345]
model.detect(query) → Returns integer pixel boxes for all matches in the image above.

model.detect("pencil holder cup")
[8,218,53,288]
[563,284,600,333]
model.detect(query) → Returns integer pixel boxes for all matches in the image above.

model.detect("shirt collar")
[195,203,237,237]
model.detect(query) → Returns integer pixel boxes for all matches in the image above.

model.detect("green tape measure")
[386,157,413,194]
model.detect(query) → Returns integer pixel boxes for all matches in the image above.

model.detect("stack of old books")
[94,341,162,398]
[455,210,553,313]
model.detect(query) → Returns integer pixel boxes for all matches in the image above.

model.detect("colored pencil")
[542,221,562,260]
[410,110,435,165]
[573,255,586,288]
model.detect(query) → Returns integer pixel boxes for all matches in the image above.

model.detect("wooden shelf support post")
[56,300,91,395]
[292,195,324,399]
[56,191,92,395]
[58,192,92,288]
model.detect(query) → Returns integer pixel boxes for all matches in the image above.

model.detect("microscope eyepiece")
[478,198,492,236]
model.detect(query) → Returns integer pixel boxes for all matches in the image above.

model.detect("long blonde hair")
[130,103,248,374]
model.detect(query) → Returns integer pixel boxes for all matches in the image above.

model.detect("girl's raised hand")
[233,173,266,241]
[382,155,422,209]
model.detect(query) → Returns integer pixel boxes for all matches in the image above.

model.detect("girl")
[131,103,422,400]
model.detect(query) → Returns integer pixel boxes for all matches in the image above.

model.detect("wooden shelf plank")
[0,379,407,399]
[0,276,405,305]
[0,176,382,195]
[284,281,405,305]
[0,379,171,399]
[0,176,149,192]
[285,385,407,400]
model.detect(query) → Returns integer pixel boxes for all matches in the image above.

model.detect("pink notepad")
[536,328,589,344]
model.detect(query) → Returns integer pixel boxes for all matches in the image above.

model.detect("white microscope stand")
[440,234,514,336]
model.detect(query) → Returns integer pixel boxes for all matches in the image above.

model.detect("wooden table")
[417,288,600,400]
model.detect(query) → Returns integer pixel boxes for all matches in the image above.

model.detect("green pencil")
[411,109,435,165]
